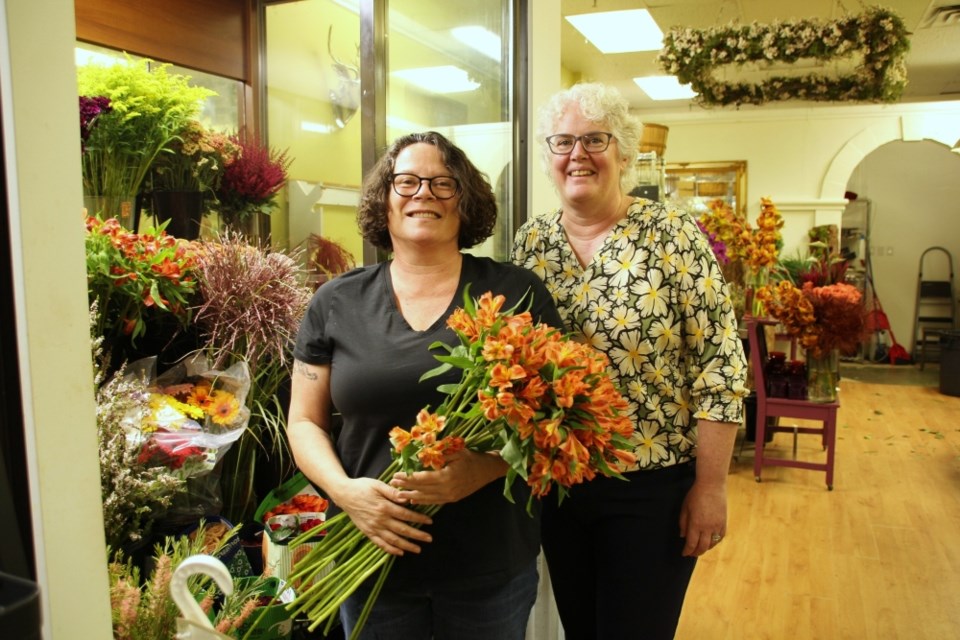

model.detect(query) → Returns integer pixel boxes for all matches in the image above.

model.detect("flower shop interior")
[2,0,960,638]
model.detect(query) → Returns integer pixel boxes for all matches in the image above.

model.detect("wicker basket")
[638,123,668,155]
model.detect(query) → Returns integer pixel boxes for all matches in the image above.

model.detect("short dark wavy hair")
[357,131,498,251]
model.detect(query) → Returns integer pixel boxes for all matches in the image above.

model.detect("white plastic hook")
[170,555,234,631]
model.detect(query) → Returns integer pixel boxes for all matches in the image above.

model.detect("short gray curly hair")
[536,83,642,193]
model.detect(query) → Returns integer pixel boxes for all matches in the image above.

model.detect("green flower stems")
[284,372,495,638]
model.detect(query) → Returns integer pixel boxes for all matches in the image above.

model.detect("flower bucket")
[153,190,204,240]
[84,194,136,230]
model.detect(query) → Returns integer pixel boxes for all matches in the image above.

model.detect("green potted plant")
[77,55,215,227]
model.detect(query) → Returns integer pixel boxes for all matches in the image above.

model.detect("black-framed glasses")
[390,173,461,200]
[545,132,614,155]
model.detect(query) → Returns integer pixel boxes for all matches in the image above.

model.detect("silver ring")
[710,533,723,543]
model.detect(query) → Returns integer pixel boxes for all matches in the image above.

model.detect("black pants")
[541,463,698,640]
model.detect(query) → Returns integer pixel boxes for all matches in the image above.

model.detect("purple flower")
[79,95,111,150]
[697,220,729,265]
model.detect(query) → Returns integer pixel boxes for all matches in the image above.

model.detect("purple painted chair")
[747,317,839,490]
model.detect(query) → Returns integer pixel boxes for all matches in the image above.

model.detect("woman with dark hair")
[288,131,562,639]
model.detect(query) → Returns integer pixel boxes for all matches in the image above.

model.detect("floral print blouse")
[512,198,747,471]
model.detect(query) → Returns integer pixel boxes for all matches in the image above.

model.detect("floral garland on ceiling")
[657,6,910,107]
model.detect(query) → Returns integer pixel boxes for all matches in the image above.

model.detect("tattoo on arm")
[294,359,318,380]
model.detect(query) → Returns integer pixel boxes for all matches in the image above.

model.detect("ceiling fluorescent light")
[452,26,501,62]
[301,121,335,134]
[392,66,480,94]
[634,76,697,100]
[566,9,663,53]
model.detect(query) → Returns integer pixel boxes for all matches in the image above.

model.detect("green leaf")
[502,468,517,504]
[420,361,453,381]
[499,437,528,480]
[431,354,475,369]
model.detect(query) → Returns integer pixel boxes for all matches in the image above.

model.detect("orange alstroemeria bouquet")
[283,289,637,638]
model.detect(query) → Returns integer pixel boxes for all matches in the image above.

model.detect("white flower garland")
[657,7,910,107]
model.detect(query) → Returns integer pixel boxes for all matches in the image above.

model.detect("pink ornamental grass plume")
[191,232,310,376]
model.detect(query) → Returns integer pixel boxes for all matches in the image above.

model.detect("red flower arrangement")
[215,134,292,225]
[263,494,330,538]
[285,289,636,637]
[757,280,869,358]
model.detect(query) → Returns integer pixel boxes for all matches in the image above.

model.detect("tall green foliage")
[78,55,215,206]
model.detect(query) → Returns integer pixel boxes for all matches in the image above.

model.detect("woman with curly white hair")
[513,83,748,639]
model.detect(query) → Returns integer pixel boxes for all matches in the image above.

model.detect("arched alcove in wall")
[820,117,960,201]
[842,138,960,357]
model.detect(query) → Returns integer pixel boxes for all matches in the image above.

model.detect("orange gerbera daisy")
[207,390,240,425]
[187,382,215,410]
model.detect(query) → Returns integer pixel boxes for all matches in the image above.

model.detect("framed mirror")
[665,161,747,218]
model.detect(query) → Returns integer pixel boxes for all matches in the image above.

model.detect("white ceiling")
[560,0,960,113]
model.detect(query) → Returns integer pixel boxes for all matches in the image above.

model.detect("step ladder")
[912,247,957,369]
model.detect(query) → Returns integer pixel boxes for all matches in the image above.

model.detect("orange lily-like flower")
[488,362,527,389]
[389,426,413,453]
[481,338,515,362]
[447,307,479,340]
[474,291,506,328]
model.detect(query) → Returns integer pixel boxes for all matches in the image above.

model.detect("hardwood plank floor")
[676,379,960,640]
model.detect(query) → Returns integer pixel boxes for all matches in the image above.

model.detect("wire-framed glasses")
[390,173,461,200]
[545,132,614,155]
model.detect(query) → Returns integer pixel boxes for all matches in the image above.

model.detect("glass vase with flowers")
[757,279,869,402]
[78,55,215,227]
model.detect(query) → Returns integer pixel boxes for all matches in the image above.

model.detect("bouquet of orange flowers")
[285,290,636,637]
[757,280,869,358]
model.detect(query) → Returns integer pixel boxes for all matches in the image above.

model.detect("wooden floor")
[676,379,960,639]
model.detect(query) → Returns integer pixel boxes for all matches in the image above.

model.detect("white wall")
[847,140,960,354]
[2,0,112,636]
[527,0,561,219]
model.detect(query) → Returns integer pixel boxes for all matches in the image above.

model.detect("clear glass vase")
[806,349,839,403]
[83,194,136,230]
[743,267,769,318]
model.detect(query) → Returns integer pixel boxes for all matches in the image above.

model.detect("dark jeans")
[542,462,698,640]
[339,559,539,640]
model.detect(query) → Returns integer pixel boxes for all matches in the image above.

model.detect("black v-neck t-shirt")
[294,254,563,587]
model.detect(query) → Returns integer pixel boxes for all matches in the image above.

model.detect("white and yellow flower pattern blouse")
[512,198,748,471]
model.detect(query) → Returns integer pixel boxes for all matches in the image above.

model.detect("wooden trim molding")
[75,0,248,82]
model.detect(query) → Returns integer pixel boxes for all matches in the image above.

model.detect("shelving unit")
[841,199,870,361]
[840,199,870,275]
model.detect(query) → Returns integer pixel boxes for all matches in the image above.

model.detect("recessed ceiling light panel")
[392,66,480,94]
[633,76,697,100]
[566,9,663,53]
